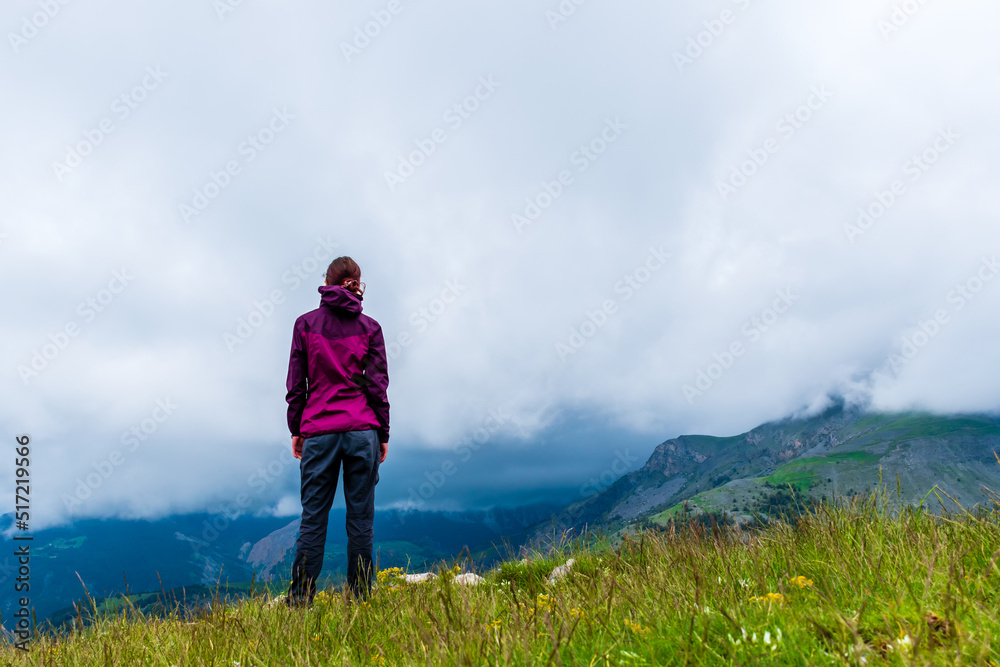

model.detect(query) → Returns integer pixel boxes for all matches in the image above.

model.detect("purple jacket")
[286,286,390,442]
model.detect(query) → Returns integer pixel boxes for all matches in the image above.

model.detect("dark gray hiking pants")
[288,429,380,601]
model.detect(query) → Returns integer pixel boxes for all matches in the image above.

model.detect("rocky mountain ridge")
[527,405,1000,544]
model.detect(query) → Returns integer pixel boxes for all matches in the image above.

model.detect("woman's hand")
[379,442,388,463]
[292,436,304,459]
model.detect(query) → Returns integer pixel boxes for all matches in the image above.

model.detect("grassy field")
[5,490,1000,666]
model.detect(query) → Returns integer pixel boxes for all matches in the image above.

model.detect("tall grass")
[5,490,1000,666]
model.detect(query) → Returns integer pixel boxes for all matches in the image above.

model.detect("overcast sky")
[2,0,999,528]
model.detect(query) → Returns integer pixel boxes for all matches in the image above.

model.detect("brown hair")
[325,256,364,296]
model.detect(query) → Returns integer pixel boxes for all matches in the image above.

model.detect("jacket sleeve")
[285,317,308,437]
[362,324,391,443]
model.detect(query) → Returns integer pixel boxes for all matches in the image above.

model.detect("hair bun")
[341,278,364,296]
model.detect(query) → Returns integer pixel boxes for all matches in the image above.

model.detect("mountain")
[527,405,1000,544]
[245,504,560,583]
[0,503,558,629]
[9,405,1000,629]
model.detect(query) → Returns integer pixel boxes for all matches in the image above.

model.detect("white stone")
[547,558,576,584]
[452,572,485,586]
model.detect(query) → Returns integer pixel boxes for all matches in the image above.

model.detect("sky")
[1,0,999,529]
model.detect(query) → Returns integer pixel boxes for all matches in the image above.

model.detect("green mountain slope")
[529,405,1000,542]
[0,504,558,630]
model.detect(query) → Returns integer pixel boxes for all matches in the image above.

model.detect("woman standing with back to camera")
[284,256,390,605]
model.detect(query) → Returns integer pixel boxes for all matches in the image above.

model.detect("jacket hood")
[318,285,363,314]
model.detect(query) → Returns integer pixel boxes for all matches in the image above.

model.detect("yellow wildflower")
[377,567,406,586]
[789,576,813,588]
[570,607,586,619]
[750,593,785,604]
[626,620,650,635]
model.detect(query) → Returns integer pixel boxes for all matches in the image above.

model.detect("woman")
[285,256,389,604]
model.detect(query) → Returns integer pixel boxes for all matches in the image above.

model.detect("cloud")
[1,0,998,527]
